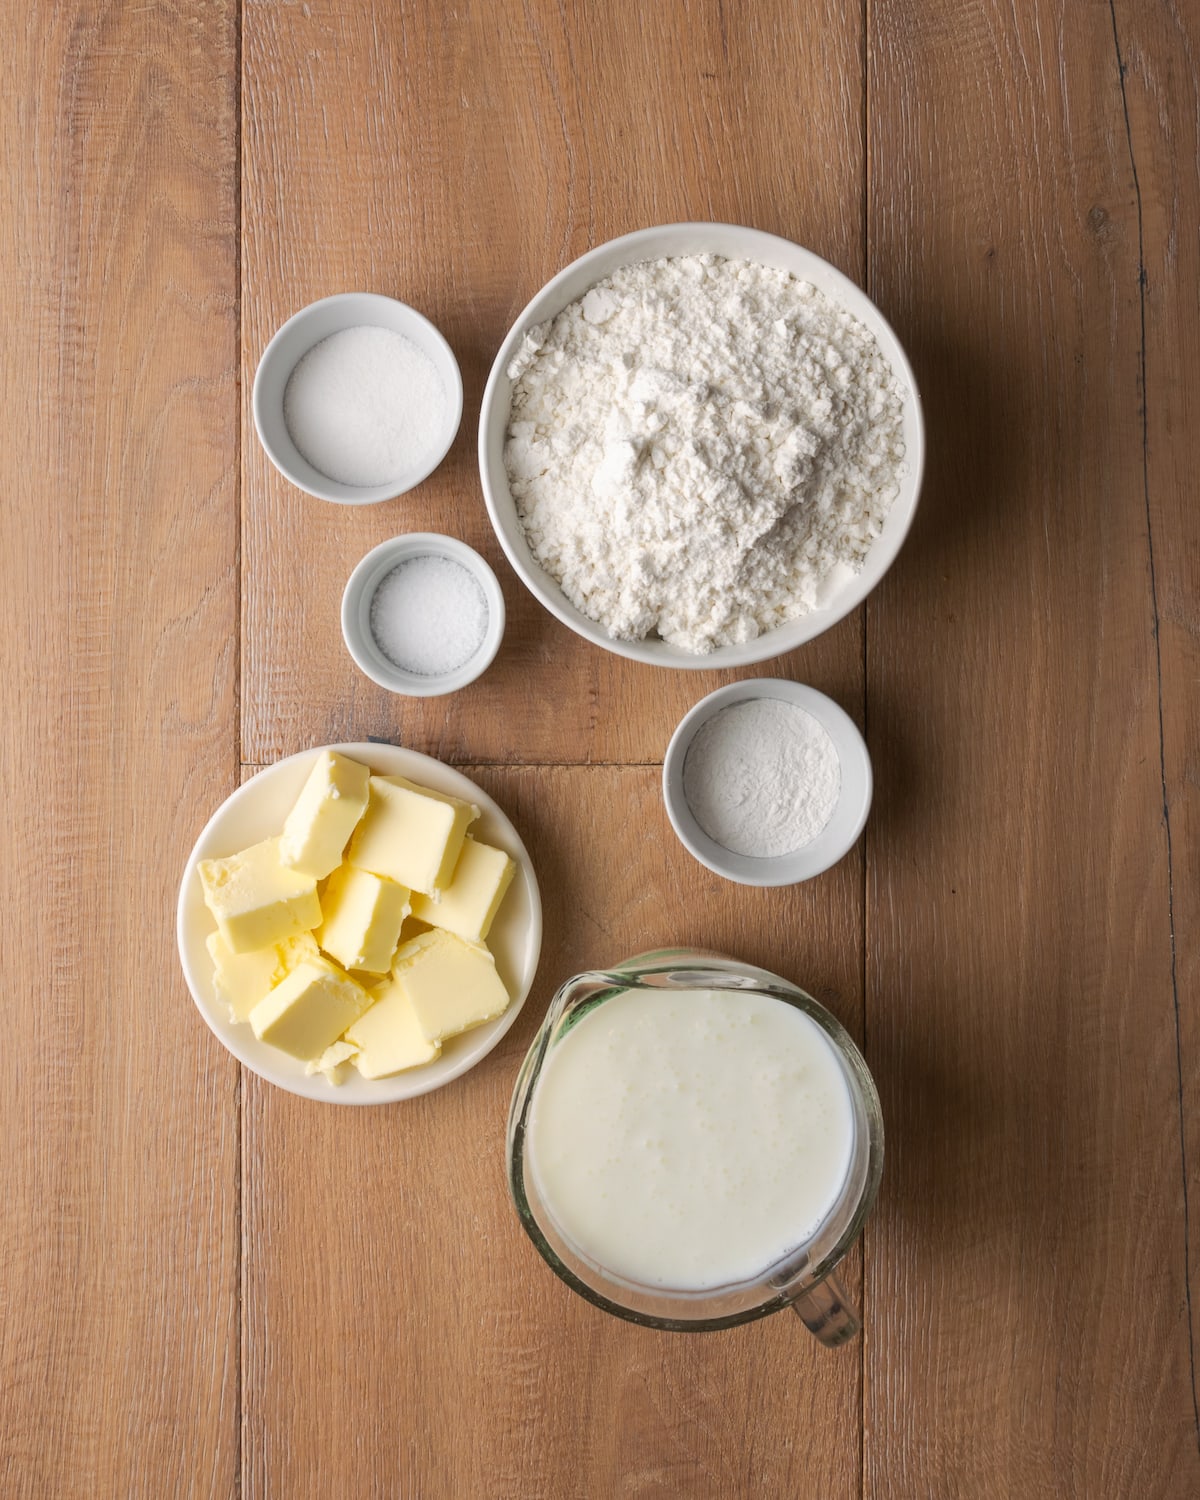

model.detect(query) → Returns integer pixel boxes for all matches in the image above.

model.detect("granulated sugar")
[369,555,488,677]
[504,255,906,654]
[284,325,447,487]
[682,697,841,857]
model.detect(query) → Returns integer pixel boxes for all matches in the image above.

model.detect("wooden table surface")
[5,1,1198,1496]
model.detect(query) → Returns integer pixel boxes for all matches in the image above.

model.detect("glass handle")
[788,1271,861,1347]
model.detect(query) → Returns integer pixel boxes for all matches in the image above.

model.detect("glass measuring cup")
[507,949,883,1342]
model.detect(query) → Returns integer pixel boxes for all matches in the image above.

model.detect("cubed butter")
[280,750,371,878]
[390,929,510,1043]
[197,837,321,954]
[316,864,411,974]
[249,956,372,1061]
[304,1039,360,1085]
[410,836,516,942]
[345,978,442,1079]
[206,929,320,1023]
[348,776,479,896]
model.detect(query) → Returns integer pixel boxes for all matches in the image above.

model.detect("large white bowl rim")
[478,222,924,669]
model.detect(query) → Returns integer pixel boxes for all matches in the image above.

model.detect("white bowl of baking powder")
[662,680,872,885]
[478,223,924,669]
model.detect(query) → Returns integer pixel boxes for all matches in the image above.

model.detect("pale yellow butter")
[345,978,442,1079]
[390,929,510,1043]
[348,775,479,896]
[316,864,411,974]
[280,750,371,878]
[409,836,515,943]
[249,956,372,1061]
[197,837,321,954]
[206,929,320,1023]
[304,1039,360,1085]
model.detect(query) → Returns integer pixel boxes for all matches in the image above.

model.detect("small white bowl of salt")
[663,680,873,886]
[342,533,505,696]
[253,292,463,503]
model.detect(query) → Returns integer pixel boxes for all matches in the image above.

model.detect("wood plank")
[0,3,240,1497]
[240,5,872,1492]
[241,765,865,1500]
[240,0,867,768]
[864,0,1200,1492]
[1116,0,1200,1443]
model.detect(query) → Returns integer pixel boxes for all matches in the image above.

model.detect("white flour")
[682,698,841,857]
[505,255,906,653]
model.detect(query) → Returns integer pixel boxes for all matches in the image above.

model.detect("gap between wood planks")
[240,761,679,770]
[1107,0,1199,1452]
[234,0,244,1495]
[860,2,871,1492]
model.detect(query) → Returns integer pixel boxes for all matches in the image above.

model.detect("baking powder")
[682,698,841,857]
[369,556,488,676]
[505,255,905,654]
[284,325,447,487]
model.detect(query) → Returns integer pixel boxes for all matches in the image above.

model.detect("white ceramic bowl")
[662,680,873,885]
[176,743,542,1104]
[253,292,463,504]
[478,223,924,668]
[341,532,506,696]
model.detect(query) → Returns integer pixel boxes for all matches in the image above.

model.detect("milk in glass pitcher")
[507,950,883,1343]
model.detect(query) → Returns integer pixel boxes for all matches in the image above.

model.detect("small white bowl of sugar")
[253,292,463,504]
[342,533,505,696]
[663,680,872,886]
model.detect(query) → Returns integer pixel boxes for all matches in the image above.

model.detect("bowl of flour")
[478,224,924,666]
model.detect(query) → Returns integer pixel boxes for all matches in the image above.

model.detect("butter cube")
[390,929,510,1043]
[348,776,479,896]
[197,837,321,954]
[305,1039,360,1085]
[316,864,411,974]
[249,956,372,1061]
[206,930,320,1023]
[346,978,442,1079]
[410,836,516,943]
[280,750,371,878]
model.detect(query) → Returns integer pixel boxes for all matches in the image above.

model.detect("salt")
[283,325,447,487]
[369,556,489,677]
[682,698,841,857]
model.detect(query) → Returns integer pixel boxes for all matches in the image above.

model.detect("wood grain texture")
[240,0,866,767]
[0,3,240,1497]
[864,0,1200,1494]
[242,765,865,1500]
[238,6,871,1492]
[1115,0,1200,1446]
[7,0,1199,1495]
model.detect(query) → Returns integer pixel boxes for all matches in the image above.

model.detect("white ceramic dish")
[662,680,872,885]
[253,292,463,504]
[478,223,925,669]
[342,533,506,696]
[176,743,542,1103]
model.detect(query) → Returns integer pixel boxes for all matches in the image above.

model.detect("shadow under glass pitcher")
[507,950,884,1343]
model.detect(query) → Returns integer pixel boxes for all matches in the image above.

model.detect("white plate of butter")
[176,742,542,1104]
